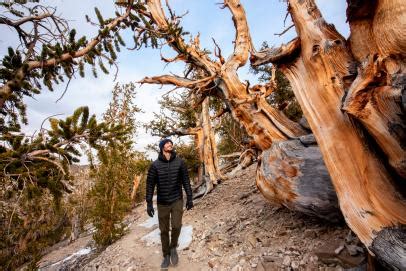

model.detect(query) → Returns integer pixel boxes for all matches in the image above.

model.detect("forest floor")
[37,163,367,271]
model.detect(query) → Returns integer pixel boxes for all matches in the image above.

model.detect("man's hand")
[186,200,193,210]
[147,202,154,217]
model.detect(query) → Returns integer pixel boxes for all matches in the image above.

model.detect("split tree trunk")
[193,97,224,197]
[251,0,406,268]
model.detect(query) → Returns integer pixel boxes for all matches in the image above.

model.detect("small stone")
[345,244,363,256]
[291,260,300,270]
[208,259,216,268]
[282,255,291,266]
[304,229,318,239]
[334,245,345,255]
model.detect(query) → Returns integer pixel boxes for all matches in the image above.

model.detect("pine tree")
[88,83,150,247]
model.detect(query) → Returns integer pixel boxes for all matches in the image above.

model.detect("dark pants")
[157,199,183,256]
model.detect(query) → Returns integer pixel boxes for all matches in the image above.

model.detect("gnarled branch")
[250,38,301,67]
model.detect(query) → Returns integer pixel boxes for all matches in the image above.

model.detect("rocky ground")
[37,163,367,270]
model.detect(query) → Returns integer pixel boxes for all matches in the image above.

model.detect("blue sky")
[1,0,349,159]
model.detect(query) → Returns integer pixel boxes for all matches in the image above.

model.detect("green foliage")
[0,1,150,132]
[88,82,146,247]
[89,148,133,247]
[145,90,198,137]
[0,106,126,269]
[216,113,248,155]
[175,141,200,180]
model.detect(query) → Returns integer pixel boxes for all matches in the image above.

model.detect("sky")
[1,0,349,160]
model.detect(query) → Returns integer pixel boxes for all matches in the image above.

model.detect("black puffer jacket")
[146,151,193,205]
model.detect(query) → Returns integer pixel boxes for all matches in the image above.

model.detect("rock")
[299,134,317,146]
[304,229,318,239]
[345,230,356,244]
[247,233,258,248]
[291,260,300,270]
[299,117,311,130]
[256,262,266,271]
[257,261,280,271]
[208,258,216,268]
[239,258,247,265]
[282,255,291,266]
[231,264,243,271]
[345,244,363,256]
[315,241,366,268]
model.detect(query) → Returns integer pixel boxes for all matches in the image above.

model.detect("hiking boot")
[170,247,179,265]
[161,255,170,269]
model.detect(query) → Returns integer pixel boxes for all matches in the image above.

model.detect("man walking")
[146,138,193,269]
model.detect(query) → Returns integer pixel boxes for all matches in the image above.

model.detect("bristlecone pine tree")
[250,0,406,268]
[138,0,340,224]
[137,0,343,223]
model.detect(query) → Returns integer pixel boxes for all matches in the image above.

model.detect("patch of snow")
[141,225,193,250]
[139,213,158,228]
[141,228,161,247]
[49,247,93,268]
[178,225,193,250]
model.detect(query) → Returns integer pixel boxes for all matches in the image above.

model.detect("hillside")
[35,163,367,270]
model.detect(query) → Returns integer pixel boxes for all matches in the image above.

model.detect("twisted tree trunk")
[251,0,406,268]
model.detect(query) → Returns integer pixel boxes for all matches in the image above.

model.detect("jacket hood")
[158,150,177,162]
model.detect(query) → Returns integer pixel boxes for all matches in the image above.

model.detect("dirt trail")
[39,163,365,270]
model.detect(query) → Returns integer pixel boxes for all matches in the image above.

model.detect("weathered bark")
[344,0,406,178]
[193,97,225,197]
[251,0,406,268]
[256,139,341,222]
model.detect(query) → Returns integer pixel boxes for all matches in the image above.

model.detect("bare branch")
[250,37,301,67]
[55,77,72,103]
[0,12,53,27]
[274,24,294,37]
[146,0,219,73]
[139,74,215,89]
[212,38,225,64]
[223,0,252,70]
[160,52,185,63]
